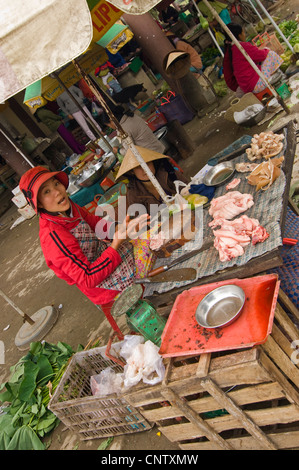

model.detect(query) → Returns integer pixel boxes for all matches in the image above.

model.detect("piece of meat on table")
[226,178,241,190]
[211,215,269,261]
[247,156,284,191]
[208,191,254,220]
[246,131,284,161]
[235,162,259,173]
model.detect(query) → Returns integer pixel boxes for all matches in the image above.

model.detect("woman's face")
[37,177,70,214]
[133,162,156,181]
[239,29,246,41]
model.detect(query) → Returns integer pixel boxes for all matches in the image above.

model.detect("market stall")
[1,0,299,452]
[44,120,299,451]
[144,120,297,303]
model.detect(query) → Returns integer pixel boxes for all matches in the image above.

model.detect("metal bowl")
[195,285,245,329]
[77,163,103,188]
[202,161,235,187]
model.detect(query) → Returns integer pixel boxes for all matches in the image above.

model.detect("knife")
[147,238,214,277]
[135,267,197,283]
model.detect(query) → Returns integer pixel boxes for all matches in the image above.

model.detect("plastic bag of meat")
[90,367,124,397]
[123,340,165,388]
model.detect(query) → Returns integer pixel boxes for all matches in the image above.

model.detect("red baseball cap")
[19,166,69,213]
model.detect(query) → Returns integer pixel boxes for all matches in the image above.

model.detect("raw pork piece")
[247,156,284,191]
[212,215,269,261]
[226,178,241,190]
[246,131,284,161]
[208,191,254,220]
[150,231,167,251]
[235,162,259,173]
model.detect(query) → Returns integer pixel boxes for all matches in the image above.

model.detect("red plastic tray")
[159,274,280,357]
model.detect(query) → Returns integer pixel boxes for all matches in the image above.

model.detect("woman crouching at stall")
[19,166,148,339]
[223,23,283,97]
[115,146,188,216]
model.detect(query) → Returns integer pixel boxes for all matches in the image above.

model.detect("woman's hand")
[110,214,149,250]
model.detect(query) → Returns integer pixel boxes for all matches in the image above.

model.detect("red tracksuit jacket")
[39,201,122,305]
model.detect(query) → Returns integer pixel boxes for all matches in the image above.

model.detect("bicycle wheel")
[237,2,258,23]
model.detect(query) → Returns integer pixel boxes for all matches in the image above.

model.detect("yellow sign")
[42,45,108,101]
[90,1,123,43]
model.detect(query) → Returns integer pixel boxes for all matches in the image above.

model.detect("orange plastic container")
[159,274,280,357]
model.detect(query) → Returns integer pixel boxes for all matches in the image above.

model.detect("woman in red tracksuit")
[19,166,148,339]
[223,23,283,96]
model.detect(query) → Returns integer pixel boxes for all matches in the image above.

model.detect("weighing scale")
[111,284,166,346]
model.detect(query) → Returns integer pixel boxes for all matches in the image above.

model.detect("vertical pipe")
[191,0,224,57]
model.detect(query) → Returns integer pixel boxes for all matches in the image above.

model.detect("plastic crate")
[48,342,152,441]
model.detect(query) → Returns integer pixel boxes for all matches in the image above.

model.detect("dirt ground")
[0,1,299,451]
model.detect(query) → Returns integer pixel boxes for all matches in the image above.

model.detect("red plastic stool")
[254,87,273,102]
[97,301,124,340]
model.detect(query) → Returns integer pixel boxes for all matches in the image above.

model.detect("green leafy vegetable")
[0,341,75,450]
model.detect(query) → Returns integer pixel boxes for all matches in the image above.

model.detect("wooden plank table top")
[145,120,297,307]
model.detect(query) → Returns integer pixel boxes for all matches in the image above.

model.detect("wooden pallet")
[123,290,299,450]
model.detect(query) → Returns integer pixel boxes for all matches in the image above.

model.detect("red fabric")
[223,42,269,93]
[39,201,122,305]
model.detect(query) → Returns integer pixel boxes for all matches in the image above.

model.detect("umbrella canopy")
[0,0,93,103]
[104,0,161,15]
[96,22,134,54]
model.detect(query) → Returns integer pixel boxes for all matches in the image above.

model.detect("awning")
[96,22,134,54]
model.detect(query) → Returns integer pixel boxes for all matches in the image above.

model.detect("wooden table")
[145,120,297,308]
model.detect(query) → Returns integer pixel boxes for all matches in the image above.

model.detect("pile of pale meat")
[209,131,284,262]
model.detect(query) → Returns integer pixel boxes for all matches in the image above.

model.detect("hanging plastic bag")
[200,15,209,30]
[164,180,190,210]
[91,101,102,117]
[215,30,225,47]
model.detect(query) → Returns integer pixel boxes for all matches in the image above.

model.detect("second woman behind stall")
[223,23,283,97]
[115,145,188,216]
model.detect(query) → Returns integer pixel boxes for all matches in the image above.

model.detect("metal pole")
[247,0,265,24]
[0,129,34,168]
[191,0,224,58]
[201,0,290,114]
[73,59,171,206]
[254,0,294,53]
